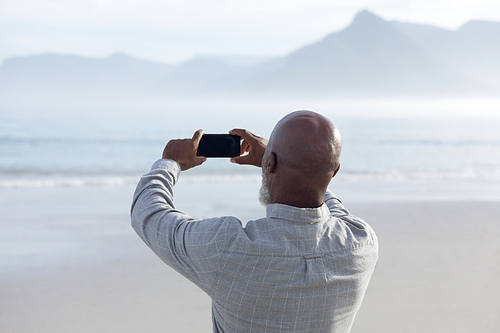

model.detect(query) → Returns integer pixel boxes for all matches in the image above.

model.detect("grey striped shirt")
[131,159,378,332]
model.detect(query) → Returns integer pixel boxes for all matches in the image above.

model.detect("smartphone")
[196,134,241,158]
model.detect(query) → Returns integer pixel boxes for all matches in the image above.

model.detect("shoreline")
[1,184,499,332]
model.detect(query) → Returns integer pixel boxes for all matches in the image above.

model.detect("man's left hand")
[162,129,207,171]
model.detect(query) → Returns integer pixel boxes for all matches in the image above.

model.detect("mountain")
[0,52,173,94]
[244,10,500,96]
[1,10,500,99]
[392,19,500,90]
[244,10,487,96]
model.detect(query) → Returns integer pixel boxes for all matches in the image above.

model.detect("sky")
[1,0,500,65]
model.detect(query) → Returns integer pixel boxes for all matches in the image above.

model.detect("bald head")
[262,111,342,208]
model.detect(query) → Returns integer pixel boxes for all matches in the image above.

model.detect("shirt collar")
[266,203,330,224]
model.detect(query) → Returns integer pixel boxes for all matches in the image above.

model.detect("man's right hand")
[162,129,207,171]
[229,129,268,167]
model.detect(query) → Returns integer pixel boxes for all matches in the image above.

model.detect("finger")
[240,140,250,154]
[230,129,255,144]
[230,155,244,164]
[195,156,207,165]
[192,129,205,145]
[230,154,255,165]
[231,129,255,155]
[229,128,243,136]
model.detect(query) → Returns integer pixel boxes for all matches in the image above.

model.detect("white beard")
[258,167,271,206]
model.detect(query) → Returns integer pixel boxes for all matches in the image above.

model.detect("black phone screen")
[196,134,241,158]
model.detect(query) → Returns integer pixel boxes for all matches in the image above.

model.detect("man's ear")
[332,163,340,178]
[268,152,277,174]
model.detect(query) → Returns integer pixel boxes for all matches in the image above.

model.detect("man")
[131,110,378,332]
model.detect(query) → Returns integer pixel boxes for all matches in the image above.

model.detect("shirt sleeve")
[323,190,350,217]
[323,190,378,249]
[130,159,230,291]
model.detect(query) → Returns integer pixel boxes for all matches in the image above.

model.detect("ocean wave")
[0,176,138,189]
[4,135,500,147]
[1,167,500,190]
[0,173,263,190]
[0,135,163,145]
[339,168,500,182]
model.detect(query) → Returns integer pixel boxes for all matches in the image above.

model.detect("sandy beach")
[1,181,499,332]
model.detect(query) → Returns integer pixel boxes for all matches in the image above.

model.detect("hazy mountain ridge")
[0,52,173,93]
[1,10,499,98]
[244,11,484,96]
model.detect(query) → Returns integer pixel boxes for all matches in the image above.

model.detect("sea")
[1,97,500,202]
